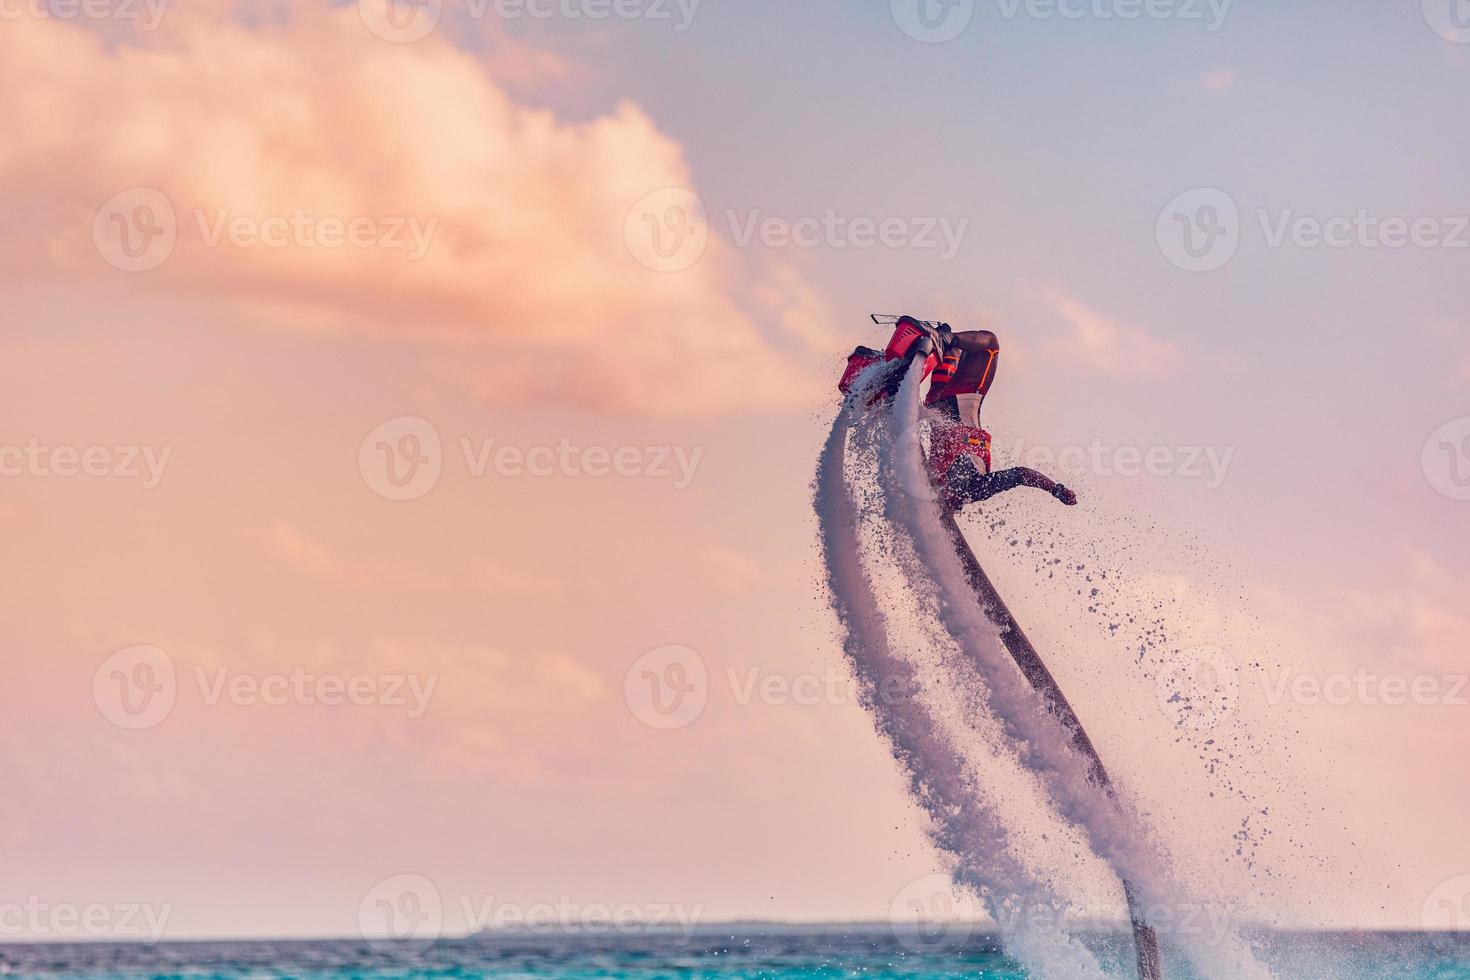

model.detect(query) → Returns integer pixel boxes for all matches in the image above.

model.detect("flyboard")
[928,455,1164,980]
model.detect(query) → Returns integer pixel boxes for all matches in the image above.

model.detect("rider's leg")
[945,459,1077,508]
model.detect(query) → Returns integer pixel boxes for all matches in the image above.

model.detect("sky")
[2,0,1470,945]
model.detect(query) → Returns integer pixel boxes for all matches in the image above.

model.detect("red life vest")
[929,422,992,478]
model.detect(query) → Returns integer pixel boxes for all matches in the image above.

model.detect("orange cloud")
[0,10,831,416]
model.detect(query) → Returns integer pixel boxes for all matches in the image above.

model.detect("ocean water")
[3,932,1469,980]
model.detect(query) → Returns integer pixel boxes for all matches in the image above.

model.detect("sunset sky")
[3,0,1469,942]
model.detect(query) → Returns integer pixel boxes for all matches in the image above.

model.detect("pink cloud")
[698,543,764,592]
[1036,289,1187,378]
[468,558,560,598]
[0,10,829,416]
[270,522,445,590]
[1198,69,1238,94]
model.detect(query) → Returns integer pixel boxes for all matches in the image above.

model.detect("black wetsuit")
[944,454,1068,506]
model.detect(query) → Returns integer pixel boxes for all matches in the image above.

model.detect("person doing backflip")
[838,315,1077,512]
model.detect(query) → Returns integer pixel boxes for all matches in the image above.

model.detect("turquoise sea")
[3,931,1468,979]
